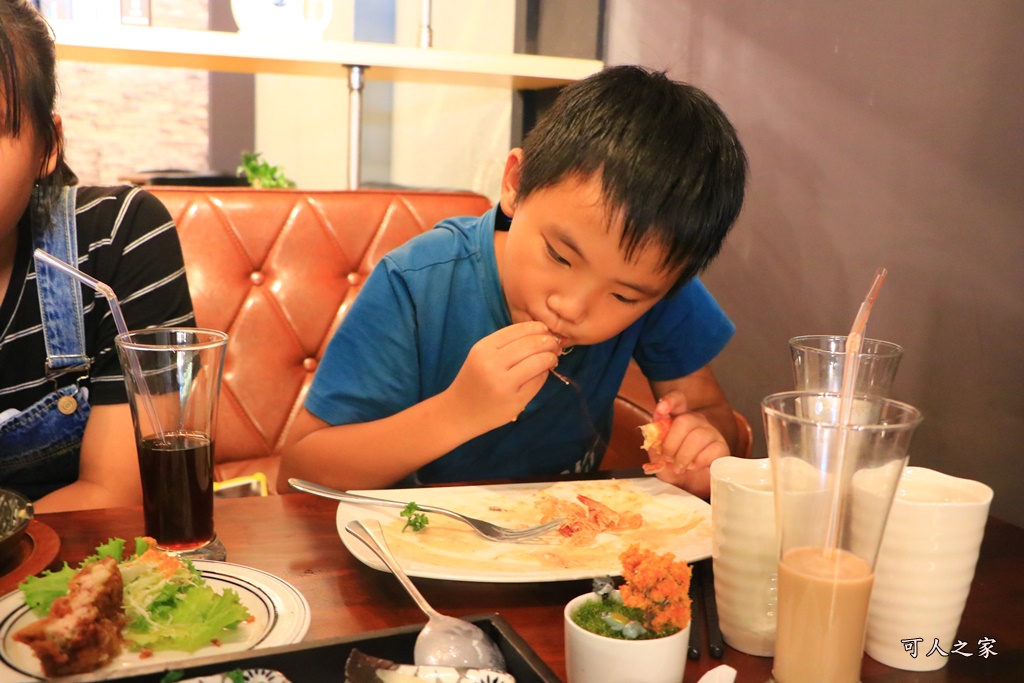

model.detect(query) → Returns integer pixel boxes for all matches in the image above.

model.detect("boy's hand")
[446,321,561,431]
[643,390,729,488]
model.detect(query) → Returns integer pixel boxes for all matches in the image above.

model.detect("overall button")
[57,395,78,415]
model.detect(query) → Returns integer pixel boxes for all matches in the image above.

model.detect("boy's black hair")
[517,65,747,290]
[1,0,77,222]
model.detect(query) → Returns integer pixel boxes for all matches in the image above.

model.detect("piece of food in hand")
[13,556,125,677]
[639,417,672,474]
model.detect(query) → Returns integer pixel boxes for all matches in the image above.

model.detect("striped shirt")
[0,186,195,412]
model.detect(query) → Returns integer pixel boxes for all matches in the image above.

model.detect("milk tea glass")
[790,335,902,398]
[762,391,922,683]
[116,328,228,557]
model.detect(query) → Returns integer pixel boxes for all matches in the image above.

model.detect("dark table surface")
[23,486,1024,682]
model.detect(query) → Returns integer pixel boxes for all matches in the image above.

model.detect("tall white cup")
[710,456,777,656]
[864,467,993,671]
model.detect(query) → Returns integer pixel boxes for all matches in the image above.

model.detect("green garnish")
[571,597,670,640]
[400,502,430,532]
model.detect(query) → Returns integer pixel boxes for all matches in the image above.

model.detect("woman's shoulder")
[73,185,173,239]
[74,185,168,215]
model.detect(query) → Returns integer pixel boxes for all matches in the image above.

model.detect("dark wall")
[607,0,1024,526]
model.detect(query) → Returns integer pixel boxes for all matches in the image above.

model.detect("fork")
[288,478,564,543]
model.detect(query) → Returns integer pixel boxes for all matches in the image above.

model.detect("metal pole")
[419,0,432,48]
[346,65,366,190]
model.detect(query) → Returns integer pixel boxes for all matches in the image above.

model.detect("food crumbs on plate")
[140,648,154,659]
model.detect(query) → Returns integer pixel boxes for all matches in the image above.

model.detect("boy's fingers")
[490,321,550,348]
[652,390,689,421]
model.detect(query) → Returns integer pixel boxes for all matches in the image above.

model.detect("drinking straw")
[824,267,887,552]
[33,249,166,442]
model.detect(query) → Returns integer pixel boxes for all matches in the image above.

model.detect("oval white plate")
[337,477,713,583]
[0,560,310,682]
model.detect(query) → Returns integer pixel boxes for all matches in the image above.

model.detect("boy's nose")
[547,292,587,325]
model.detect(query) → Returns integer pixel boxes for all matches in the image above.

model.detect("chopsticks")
[701,559,725,657]
[689,559,725,660]
[688,559,703,659]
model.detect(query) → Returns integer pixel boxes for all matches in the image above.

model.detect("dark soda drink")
[138,430,215,550]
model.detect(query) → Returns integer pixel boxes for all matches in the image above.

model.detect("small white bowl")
[564,591,689,683]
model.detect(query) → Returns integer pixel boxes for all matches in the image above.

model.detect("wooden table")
[29,493,1023,682]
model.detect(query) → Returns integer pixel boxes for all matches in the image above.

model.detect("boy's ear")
[499,148,524,217]
[38,114,62,178]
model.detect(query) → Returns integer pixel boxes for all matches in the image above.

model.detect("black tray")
[63,614,562,683]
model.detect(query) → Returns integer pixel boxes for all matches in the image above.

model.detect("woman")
[0,0,195,511]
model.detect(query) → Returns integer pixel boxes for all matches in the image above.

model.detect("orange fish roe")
[618,544,692,634]
[134,546,186,579]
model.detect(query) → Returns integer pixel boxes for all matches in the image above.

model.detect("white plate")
[0,560,310,682]
[337,477,712,583]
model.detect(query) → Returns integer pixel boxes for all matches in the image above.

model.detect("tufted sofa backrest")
[151,187,494,491]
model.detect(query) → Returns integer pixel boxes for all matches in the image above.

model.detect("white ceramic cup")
[564,591,689,683]
[230,0,334,38]
[710,456,778,656]
[864,467,993,671]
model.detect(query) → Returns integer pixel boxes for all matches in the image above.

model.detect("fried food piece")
[14,556,125,676]
[640,417,672,474]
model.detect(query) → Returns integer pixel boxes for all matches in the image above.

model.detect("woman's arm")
[32,404,142,512]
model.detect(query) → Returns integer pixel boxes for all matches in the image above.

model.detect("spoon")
[344,519,507,671]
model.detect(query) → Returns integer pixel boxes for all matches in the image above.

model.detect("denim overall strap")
[32,186,89,376]
[0,187,90,500]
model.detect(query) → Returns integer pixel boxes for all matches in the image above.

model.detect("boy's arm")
[277,321,561,492]
[277,395,481,492]
[646,365,737,498]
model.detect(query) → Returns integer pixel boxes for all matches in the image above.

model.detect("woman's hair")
[517,65,747,290]
[1,0,77,221]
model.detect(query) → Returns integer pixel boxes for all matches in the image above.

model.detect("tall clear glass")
[115,328,228,559]
[789,335,903,398]
[762,391,922,683]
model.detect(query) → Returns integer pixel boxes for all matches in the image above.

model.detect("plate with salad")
[0,538,310,682]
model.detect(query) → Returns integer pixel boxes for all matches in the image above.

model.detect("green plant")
[237,151,296,189]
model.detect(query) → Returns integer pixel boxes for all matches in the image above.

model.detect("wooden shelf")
[52,23,603,89]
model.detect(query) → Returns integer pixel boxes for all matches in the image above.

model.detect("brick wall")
[57,0,210,184]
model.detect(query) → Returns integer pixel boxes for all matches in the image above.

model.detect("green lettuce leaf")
[125,584,250,652]
[18,536,251,653]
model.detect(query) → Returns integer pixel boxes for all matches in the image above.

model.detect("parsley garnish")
[400,502,430,532]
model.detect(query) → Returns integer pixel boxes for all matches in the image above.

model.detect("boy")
[278,65,747,499]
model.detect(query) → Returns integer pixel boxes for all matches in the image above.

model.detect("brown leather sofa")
[152,186,745,493]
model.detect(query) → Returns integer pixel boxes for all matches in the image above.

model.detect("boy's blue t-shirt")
[305,204,735,484]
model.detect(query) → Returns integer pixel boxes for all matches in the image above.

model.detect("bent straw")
[824,267,888,552]
[33,249,166,442]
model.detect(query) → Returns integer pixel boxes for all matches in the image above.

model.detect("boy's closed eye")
[544,239,571,266]
[545,239,642,306]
